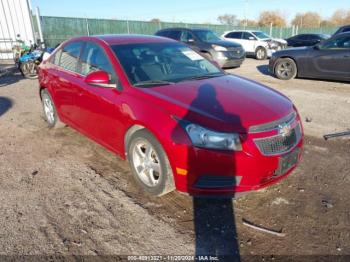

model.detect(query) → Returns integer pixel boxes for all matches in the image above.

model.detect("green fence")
[35,15,339,47]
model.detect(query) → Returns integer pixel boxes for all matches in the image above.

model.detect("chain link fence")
[34,15,339,47]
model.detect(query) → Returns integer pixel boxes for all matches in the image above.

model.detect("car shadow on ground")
[256,64,271,76]
[0,71,24,87]
[0,97,13,117]
[172,84,244,261]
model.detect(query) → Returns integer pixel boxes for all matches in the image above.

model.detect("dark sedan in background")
[155,28,246,68]
[269,32,350,81]
[333,25,350,36]
[285,34,330,47]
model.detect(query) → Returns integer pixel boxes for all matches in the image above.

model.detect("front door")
[73,41,125,153]
[241,32,257,53]
[308,34,350,80]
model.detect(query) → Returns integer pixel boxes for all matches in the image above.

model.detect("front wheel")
[127,129,175,196]
[20,61,38,79]
[41,89,65,128]
[274,58,297,80]
[255,47,267,60]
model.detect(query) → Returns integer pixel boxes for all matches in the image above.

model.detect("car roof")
[334,31,350,37]
[67,34,177,46]
[158,27,212,32]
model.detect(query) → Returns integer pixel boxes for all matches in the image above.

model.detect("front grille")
[254,123,302,156]
[226,47,245,58]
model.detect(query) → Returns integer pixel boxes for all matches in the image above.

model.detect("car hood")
[206,39,242,48]
[139,75,293,133]
[273,38,287,44]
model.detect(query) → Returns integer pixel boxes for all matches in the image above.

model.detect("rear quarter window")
[226,32,242,39]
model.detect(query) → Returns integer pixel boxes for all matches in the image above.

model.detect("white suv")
[222,30,287,60]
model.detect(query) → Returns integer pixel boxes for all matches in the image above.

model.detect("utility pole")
[244,0,248,29]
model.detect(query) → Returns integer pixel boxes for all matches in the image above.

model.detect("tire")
[255,47,267,60]
[127,129,175,196]
[20,61,38,79]
[274,58,297,80]
[41,89,65,128]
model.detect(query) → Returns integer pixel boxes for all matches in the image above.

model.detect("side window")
[167,30,181,40]
[242,32,254,40]
[299,35,309,40]
[156,31,169,37]
[321,36,350,49]
[80,42,117,84]
[59,41,83,72]
[343,27,350,33]
[226,32,242,39]
[180,31,195,42]
[306,35,316,40]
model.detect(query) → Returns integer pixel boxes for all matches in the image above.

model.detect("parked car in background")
[269,32,350,81]
[38,34,303,197]
[333,25,350,36]
[155,28,245,68]
[221,30,287,60]
[285,34,330,47]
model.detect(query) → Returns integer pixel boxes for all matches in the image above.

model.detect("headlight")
[180,121,242,151]
[212,45,227,51]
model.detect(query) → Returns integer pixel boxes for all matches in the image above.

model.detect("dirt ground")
[0,59,349,261]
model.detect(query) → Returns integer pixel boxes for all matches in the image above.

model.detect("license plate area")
[275,148,300,177]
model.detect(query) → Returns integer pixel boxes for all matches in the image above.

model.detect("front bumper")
[213,50,246,68]
[167,113,304,196]
[268,55,278,73]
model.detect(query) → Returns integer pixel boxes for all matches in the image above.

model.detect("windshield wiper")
[180,73,225,82]
[133,80,175,87]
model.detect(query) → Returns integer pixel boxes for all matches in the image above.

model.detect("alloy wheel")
[132,139,162,187]
[277,61,294,78]
[43,95,55,125]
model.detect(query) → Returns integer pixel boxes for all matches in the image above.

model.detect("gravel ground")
[0,59,349,261]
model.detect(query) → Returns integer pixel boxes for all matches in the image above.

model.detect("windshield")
[193,30,221,42]
[252,31,270,39]
[111,43,223,86]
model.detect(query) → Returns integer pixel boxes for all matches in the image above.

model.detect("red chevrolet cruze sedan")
[38,35,303,196]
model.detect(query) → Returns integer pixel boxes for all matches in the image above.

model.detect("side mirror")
[187,38,195,43]
[85,70,110,87]
[249,36,255,40]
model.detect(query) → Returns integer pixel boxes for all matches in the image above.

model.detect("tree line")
[217,9,350,28]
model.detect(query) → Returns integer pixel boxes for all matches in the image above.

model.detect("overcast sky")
[31,0,349,24]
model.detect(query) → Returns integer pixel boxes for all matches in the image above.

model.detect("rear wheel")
[255,47,267,60]
[274,58,297,80]
[127,129,175,196]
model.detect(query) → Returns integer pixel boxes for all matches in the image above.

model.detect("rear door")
[51,41,84,125]
[308,35,350,80]
[74,41,125,152]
